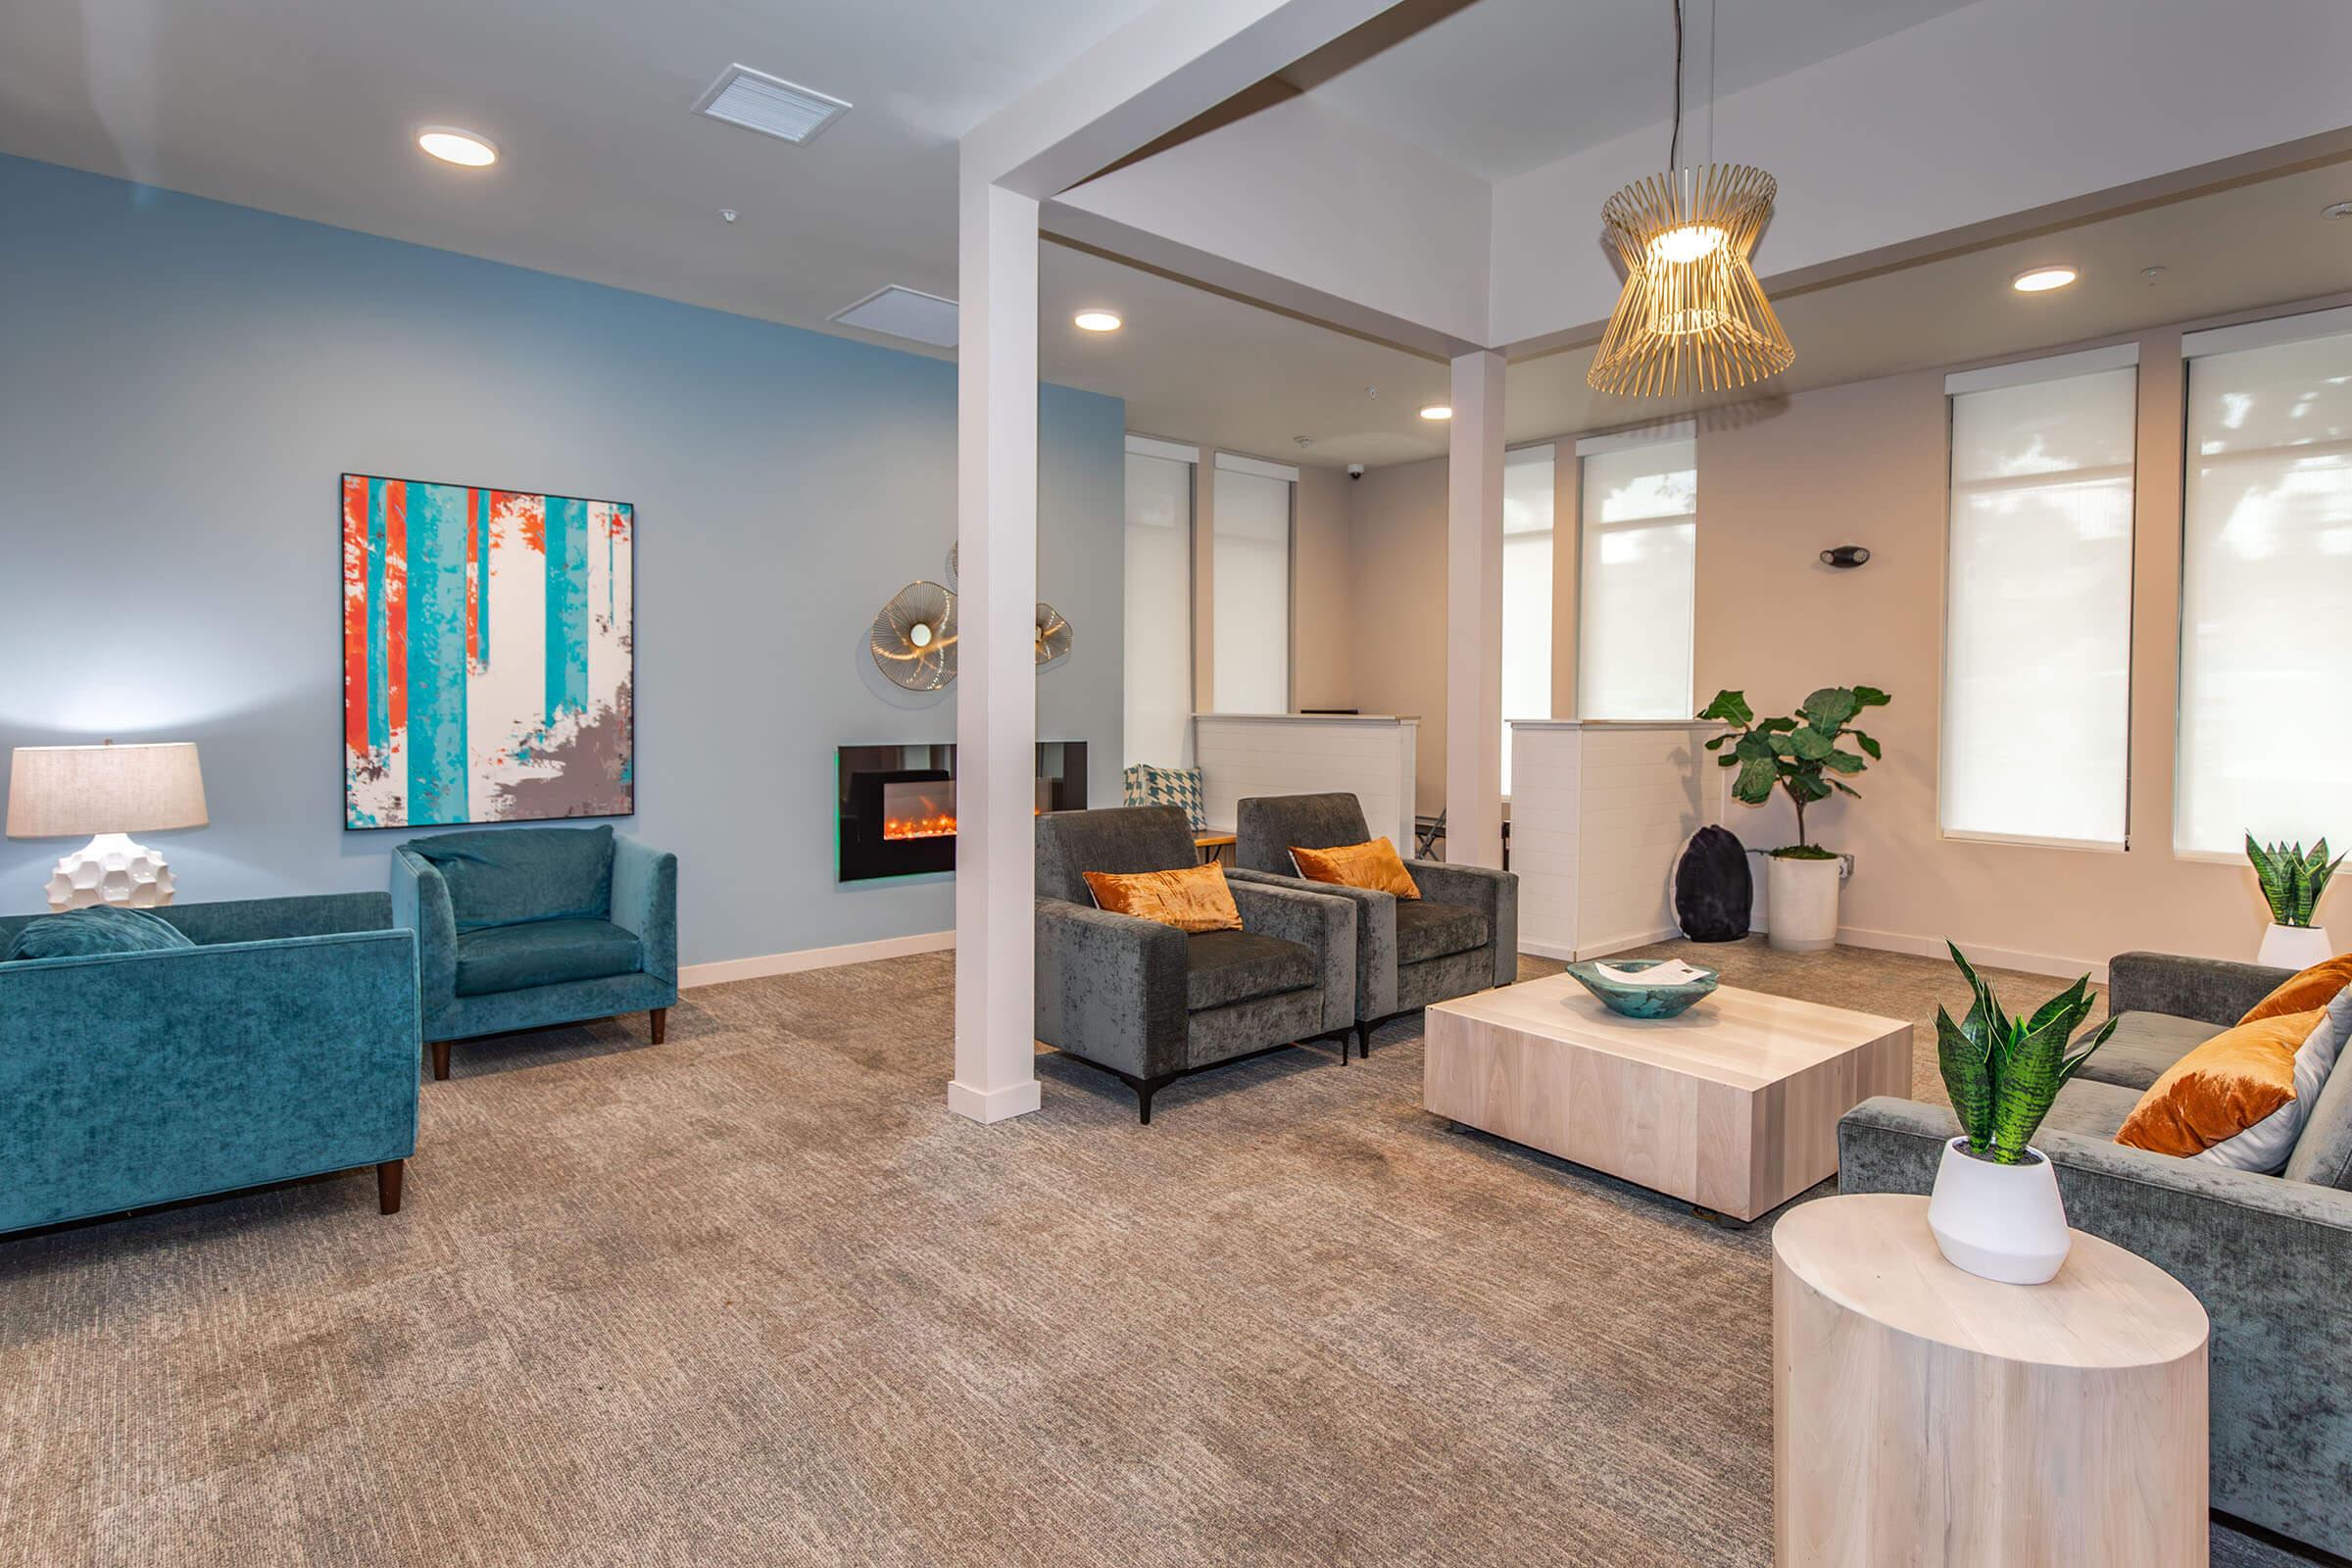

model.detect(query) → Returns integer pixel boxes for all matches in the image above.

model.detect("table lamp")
[6,742,208,910]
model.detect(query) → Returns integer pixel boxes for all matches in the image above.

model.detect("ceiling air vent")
[829,286,958,349]
[694,64,852,145]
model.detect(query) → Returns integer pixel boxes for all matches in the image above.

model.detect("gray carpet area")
[0,938,2308,1566]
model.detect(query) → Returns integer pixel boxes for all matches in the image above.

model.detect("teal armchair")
[0,893,418,1235]
[392,824,678,1080]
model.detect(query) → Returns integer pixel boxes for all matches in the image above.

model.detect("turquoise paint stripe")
[544,495,589,721]
[474,486,491,663]
[408,483,470,824]
[366,479,389,757]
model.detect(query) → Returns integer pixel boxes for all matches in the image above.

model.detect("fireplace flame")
[883,813,958,841]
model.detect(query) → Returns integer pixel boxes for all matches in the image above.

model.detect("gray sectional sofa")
[1838,951,2352,1555]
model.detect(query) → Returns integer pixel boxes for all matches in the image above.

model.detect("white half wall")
[1193,712,1418,850]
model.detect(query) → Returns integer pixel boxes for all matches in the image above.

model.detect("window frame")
[1936,345,2141,855]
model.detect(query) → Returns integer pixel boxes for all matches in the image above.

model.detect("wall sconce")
[1820,545,1871,569]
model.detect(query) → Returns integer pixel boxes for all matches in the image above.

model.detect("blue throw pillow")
[4,906,196,961]
[405,825,615,931]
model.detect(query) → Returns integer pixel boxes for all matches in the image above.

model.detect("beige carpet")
[0,939,2302,1566]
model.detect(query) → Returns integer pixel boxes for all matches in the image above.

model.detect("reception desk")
[1508,718,1726,960]
[1192,714,1419,851]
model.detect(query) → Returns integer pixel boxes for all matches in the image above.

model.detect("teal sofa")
[393,825,677,1080]
[0,893,419,1235]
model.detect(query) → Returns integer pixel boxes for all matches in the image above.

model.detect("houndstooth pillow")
[1122,763,1206,832]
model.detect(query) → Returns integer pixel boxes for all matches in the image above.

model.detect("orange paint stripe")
[341,476,369,757]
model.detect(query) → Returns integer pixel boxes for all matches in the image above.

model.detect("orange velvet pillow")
[2240,954,2352,1024]
[1083,863,1244,933]
[1290,838,1420,900]
[2115,1008,2325,1157]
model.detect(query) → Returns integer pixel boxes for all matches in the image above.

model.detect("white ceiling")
[0,0,1161,340]
[1306,0,1978,181]
[3,0,2347,473]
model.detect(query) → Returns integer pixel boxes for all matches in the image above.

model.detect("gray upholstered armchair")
[1035,806,1356,1123]
[1229,793,1516,1057]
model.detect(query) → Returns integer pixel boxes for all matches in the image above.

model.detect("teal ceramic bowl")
[1562,958,1720,1019]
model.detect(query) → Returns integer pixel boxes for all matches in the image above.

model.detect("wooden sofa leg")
[652,1006,668,1046]
[377,1159,405,1215]
[429,1040,451,1081]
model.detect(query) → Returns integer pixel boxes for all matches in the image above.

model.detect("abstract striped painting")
[342,474,634,828]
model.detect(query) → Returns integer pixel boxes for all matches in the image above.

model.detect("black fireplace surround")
[836,742,1087,882]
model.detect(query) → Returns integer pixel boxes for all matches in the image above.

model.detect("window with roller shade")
[1578,426,1696,720]
[1940,348,2138,849]
[1122,437,1197,768]
[2176,309,2352,858]
[1210,455,1295,714]
[1501,445,1555,795]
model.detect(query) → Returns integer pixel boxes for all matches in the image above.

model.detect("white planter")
[2257,922,2334,971]
[1927,1136,2072,1285]
[1765,855,1841,953]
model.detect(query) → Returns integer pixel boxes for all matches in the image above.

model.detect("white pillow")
[2196,985,2352,1172]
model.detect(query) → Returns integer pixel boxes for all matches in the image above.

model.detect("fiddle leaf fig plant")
[2246,834,2343,929]
[1935,942,2116,1165]
[1697,685,1889,853]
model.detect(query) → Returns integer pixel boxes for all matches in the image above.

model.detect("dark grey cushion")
[1236,793,1374,876]
[1186,929,1314,1011]
[1395,900,1489,965]
[2037,1076,2144,1141]
[1035,806,1197,905]
[2107,951,2294,1030]
[2072,1011,2216,1092]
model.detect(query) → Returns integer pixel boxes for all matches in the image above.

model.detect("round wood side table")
[1773,1193,2210,1566]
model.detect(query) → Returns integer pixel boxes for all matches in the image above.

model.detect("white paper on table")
[1594,959,1708,987]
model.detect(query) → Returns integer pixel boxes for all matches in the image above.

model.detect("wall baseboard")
[680,930,955,989]
[1834,924,2108,984]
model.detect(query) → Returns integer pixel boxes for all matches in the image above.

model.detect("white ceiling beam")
[962,0,1402,199]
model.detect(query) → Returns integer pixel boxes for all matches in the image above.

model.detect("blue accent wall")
[0,154,1125,966]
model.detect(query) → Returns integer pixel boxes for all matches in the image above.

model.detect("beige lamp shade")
[6,743,209,839]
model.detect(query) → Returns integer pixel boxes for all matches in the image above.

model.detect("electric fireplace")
[837,742,1086,882]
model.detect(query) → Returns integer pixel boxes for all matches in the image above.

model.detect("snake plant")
[1935,943,2116,1165]
[2246,835,2344,929]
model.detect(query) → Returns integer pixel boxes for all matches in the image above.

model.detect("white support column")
[950,174,1044,1125]
[1444,349,1506,868]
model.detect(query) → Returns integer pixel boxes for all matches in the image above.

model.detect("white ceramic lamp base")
[45,832,176,910]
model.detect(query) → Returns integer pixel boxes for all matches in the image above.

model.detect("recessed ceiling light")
[1419,404,1453,420]
[1073,310,1123,332]
[2011,266,2078,293]
[2325,202,2352,220]
[417,127,498,168]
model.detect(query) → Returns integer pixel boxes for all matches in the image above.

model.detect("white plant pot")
[1927,1135,2072,1285]
[2257,922,2334,971]
[1765,855,1840,953]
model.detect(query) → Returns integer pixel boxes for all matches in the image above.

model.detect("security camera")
[1348,463,1366,479]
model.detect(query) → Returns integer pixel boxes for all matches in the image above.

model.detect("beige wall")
[1325,298,2352,972]
[1343,455,1451,812]
[1291,465,1355,710]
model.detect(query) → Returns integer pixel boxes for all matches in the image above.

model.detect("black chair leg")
[1133,1071,1176,1124]
[1356,1021,1373,1057]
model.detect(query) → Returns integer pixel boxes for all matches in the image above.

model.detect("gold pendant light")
[1588,3,1793,397]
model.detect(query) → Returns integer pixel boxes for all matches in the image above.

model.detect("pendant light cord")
[1668,0,1684,172]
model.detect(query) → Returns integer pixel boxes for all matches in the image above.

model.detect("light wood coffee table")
[1422,972,1911,1221]
[1773,1194,2209,1565]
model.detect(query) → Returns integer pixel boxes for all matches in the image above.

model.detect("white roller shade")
[1578,435,1696,720]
